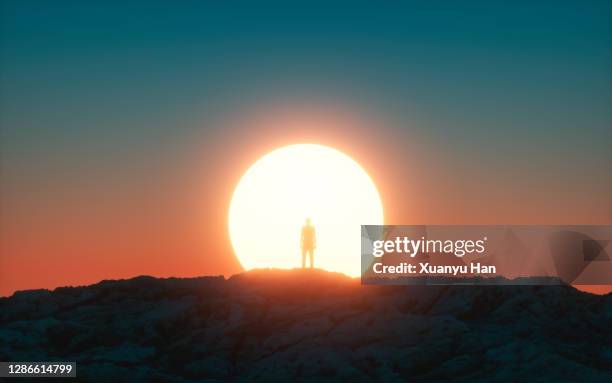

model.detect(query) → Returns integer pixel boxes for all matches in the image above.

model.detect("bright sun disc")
[229,144,383,277]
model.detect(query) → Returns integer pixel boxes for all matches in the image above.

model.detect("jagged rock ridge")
[1,269,611,382]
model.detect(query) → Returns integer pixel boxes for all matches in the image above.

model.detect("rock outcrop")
[1,269,611,382]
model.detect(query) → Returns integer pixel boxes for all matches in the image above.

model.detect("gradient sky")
[1,1,611,295]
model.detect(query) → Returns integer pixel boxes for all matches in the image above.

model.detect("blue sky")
[2,2,610,153]
[2,0,611,218]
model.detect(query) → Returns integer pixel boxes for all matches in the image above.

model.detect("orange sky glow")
[1,102,610,296]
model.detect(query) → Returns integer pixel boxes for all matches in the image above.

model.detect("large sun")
[229,144,383,277]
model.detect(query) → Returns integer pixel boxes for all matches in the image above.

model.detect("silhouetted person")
[301,218,316,268]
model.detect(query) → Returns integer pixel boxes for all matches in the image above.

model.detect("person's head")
[305,217,311,225]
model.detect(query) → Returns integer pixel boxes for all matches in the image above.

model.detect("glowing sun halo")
[229,144,384,277]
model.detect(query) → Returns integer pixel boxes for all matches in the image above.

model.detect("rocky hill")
[1,269,611,382]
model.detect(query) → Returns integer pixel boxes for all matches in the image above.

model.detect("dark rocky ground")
[1,269,611,382]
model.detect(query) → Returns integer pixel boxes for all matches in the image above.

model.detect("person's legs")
[309,249,314,268]
[302,249,306,268]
